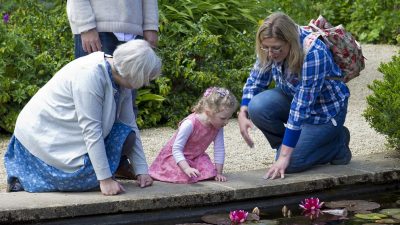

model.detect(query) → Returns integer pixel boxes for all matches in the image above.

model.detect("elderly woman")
[5,39,162,195]
[238,12,351,179]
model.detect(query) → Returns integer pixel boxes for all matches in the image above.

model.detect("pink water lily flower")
[299,197,324,220]
[229,210,248,224]
[299,197,324,211]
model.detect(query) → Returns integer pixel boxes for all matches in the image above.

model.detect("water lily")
[229,210,248,224]
[303,207,322,220]
[299,197,324,211]
[3,13,9,23]
[299,197,324,220]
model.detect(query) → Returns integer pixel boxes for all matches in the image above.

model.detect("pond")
[31,183,400,225]
[171,183,400,225]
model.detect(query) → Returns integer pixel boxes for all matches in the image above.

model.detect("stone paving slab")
[0,153,399,224]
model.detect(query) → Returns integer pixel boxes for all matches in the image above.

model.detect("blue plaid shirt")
[241,27,350,147]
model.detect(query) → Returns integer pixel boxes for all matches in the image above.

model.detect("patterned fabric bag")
[303,15,365,83]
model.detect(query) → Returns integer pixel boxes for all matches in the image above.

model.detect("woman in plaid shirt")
[238,12,351,179]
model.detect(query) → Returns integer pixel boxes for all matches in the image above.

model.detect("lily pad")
[354,213,387,220]
[361,224,384,225]
[393,213,400,220]
[379,208,400,216]
[176,224,210,225]
[201,213,230,225]
[243,220,279,225]
[375,218,400,224]
[201,213,260,225]
[325,200,380,211]
[247,213,260,221]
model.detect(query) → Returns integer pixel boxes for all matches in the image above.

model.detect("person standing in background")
[67,0,158,57]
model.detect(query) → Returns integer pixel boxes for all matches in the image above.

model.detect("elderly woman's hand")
[99,178,125,195]
[136,174,153,188]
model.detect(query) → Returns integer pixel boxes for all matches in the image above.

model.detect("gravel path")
[0,44,399,191]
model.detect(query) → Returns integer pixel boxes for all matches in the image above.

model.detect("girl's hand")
[215,174,227,182]
[99,178,125,196]
[238,107,255,148]
[183,167,200,178]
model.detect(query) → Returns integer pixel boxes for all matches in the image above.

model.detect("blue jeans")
[74,32,140,116]
[248,87,349,173]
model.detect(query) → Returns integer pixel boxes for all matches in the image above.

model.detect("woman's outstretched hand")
[264,145,293,179]
[238,107,255,148]
[100,178,125,196]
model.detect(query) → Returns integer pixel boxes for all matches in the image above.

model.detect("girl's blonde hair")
[255,12,303,74]
[113,39,162,89]
[192,87,239,115]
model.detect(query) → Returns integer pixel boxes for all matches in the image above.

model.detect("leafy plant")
[347,0,399,44]
[0,0,399,133]
[0,0,73,132]
[155,0,260,127]
[364,53,400,150]
[136,88,165,128]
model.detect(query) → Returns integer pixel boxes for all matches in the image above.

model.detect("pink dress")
[149,114,219,183]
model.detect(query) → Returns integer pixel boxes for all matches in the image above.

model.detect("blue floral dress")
[4,60,132,192]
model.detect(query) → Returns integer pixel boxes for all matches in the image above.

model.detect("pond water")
[268,189,400,225]
[195,190,400,225]
[171,184,400,225]
[33,184,400,225]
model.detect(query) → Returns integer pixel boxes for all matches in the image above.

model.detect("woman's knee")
[248,89,290,123]
[286,159,312,173]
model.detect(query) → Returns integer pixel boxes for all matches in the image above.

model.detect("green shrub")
[154,0,260,127]
[260,0,399,44]
[347,0,399,44]
[0,0,399,133]
[0,0,73,133]
[364,53,400,150]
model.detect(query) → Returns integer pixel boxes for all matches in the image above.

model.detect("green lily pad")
[242,220,278,225]
[325,200,380,211]
[201,213,260,225]
[354,213,387,220]
[201,213,230,225]
[176,224,210,225]
[375,218,400,224]
[379,208,400,216]
[393,213,400,220]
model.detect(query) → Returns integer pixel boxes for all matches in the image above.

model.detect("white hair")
[113,39,162,89]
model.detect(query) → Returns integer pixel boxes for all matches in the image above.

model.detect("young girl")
[149,87,239,183]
